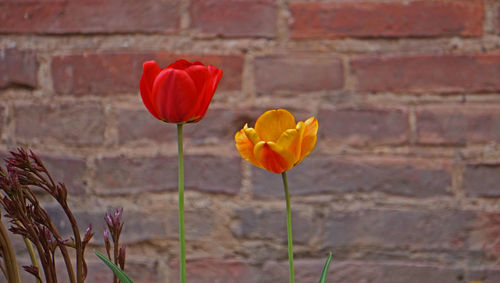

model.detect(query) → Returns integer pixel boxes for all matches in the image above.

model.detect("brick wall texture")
[1,0,500,282]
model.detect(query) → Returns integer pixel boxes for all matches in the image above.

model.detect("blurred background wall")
[1,0,500,282]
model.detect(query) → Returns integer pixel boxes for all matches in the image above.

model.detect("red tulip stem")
[282,171,295,283]
[177,123,186,283]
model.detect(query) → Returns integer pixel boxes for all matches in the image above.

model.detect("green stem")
[23,237,42,283]
[177,123,186,283]
[0,220,21,283]
[281,172,295,283]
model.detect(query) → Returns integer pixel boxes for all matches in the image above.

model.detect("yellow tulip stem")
[177,123,186,283]
[282,171,295,283]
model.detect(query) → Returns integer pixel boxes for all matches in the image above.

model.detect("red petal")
[167,59,193,70]
[186,65,212,118]
[139,61,163,120]
[152,69,198,123]
[195,66,223,119]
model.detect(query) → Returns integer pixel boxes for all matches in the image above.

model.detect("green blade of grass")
[318,252,333,283]
[94,250,134,283]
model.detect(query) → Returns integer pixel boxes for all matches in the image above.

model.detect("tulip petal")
[235,128,261,169]
[243,125,260,145]
[167,59,193,70]
[276,128,301,163]
[140,60,163,120]
[152,68,198,123]
[184,65,212,121]
[195,66,223,121]
[254,141,295,174]
[255,109,296,142]
[298,117,318,163]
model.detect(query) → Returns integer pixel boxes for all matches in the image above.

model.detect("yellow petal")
[254,109,296,142]
[254,141,295,174]
[297,117,318,164]
[276,127,301,163]
[243,124,260,145]
[235,128,261,168]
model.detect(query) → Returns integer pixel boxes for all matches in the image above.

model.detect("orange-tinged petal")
[254,141,295,174]
[298,117,318,164]
[276,128,301,163]
[243,124,260,145]
[255,109,296,142]
[235,129,261,168]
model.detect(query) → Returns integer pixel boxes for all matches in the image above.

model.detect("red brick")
[351,54,500,93]
[0,48,37,88]
[470,212,500,256]
[254,55,343,94]
[318,107,409,145]
[51,53,243,95]
[94,155,242,195]
[14,103,105,146]
[416,105,500,145]
[261,260,465,283]
[324,209,475,251]
[118,107,250,145]
[164,208,215,241]
[468,269,500,283]
[39,154,87,195]
[232,208,319,244]
[0,0,179,34]
[0,105,4,137]
[190,0,277,38]
[0,151,87,194]
[82,260,159,283]
[464,164,500,197]
[252,157,451,199]
[290,1,483,39]
[45,206,166,244]
[169,259,260,283]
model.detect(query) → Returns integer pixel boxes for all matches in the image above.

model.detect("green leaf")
[318,252,333,283]
[94,250,134,283]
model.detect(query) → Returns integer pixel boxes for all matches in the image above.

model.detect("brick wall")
[1,0,500,282]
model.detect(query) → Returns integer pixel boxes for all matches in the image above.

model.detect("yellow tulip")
[235,109,318,174]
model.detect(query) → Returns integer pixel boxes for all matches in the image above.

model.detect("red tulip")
[140,59,223,123]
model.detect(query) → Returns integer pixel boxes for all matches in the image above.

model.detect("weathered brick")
[323,209,475,251]
[416,105,500,145]
[117,108,175,144]
[190,0,277,38]
[118,108,247,145]
[164,208,215,241]
[261,260,464,283]
[318,107,408,145]
[233,208,317,244]
[468,268,500,283]
[0,0,179,34]
[252,157,451,198]
[464,164,500,197]
[46,206,166,244]
[51,53,243,95]
[254,55,343,94]
[94,155,241,195]
[470,212,500,256]
[0,105,4,137]
[39,154,87,195]
[169,259,260,283]
[14,103,105,146]
[351,54,500,93]
[290,1,483,39]
[79,259,159,283]
[0,48,37,88]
